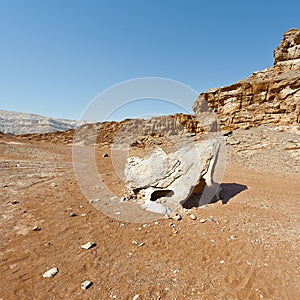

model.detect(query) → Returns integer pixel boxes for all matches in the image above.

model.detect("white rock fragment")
[42,267,58,278]
[133,295,140,300]
[189,214,197,220]
[50,183,58,187]
[170,213,182,221]
[200,218,207,223]
[119,197,126,202]
[81,280,93,290]
[32,226,41,231]
[81,242,96,250]
[88,198,100,204]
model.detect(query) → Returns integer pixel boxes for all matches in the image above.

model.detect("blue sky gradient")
[0,0,299,120]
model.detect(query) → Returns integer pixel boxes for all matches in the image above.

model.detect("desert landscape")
[0,29,300,300]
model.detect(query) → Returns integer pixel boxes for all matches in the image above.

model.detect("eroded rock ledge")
[193,28,300,130]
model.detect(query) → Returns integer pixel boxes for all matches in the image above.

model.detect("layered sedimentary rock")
[124,139,220,214]
[193,28,300,130]
[20,113,205,145]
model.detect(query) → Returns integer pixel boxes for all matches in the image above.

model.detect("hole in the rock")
[150,190,174,201]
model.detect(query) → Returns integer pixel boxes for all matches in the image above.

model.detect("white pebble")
[189,214,197,220]
[43,267,58,278]
[81,280,93,290]
[81,242,96,250]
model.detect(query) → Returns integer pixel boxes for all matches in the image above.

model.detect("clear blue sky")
[0,0,299,121]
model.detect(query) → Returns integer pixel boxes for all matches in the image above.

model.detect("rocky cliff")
[17,113,204,146]
[193,28,300,130]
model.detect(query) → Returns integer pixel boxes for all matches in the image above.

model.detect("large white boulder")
[124,139,220,214]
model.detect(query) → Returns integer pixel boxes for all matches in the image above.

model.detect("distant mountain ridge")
[0,109,89,134]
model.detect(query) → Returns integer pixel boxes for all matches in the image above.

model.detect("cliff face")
[193,28,300,130]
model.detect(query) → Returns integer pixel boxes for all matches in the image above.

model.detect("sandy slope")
[0,127,299,299]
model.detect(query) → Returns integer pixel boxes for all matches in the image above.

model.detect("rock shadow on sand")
[183,183,247,209]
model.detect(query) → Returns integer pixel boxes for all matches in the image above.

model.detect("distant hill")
[0,109,89,134]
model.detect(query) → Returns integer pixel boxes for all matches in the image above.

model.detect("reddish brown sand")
[0,128,299,299]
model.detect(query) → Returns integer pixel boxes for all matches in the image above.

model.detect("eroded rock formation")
[124,139,220,214]
[193,28,300,130]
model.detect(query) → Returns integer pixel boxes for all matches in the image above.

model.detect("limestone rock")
[42,267,59,278]
[193,28,300,130]
[274,28,300,70]
[81,280,93,290]
[81,242,96,250]
[124,139,220,213]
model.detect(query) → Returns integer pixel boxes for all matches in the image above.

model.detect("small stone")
[200,218,207,223]
[230,235,237,240]
[119,197,126,202]
[131,240,138,245]
[81,280,93,290]
[80,214,87,217]
[102,153,109,158]
[32,226,41,231]
[44,242,52,247]
[79,205,84,208]
[154,221,159,225]
[115,211,121,215]
[50,183,58,187]
[88,198,100,204]
[81,242,96,250]
[173,230,178,234]
[138,242,145,247]
[189,214,197,220]
[133,295,140,300]
[70,212,77,217]
[223,130,233,137]
[42,267,58,278]
[220,260,225,264]
[11,200,19,205]
[207,216,214,222]
[170,213,182,221]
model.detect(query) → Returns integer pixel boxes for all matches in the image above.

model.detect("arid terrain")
[0,123,299,300]
[1,28,300,300]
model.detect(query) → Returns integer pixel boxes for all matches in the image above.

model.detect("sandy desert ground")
[0,125,300,299]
